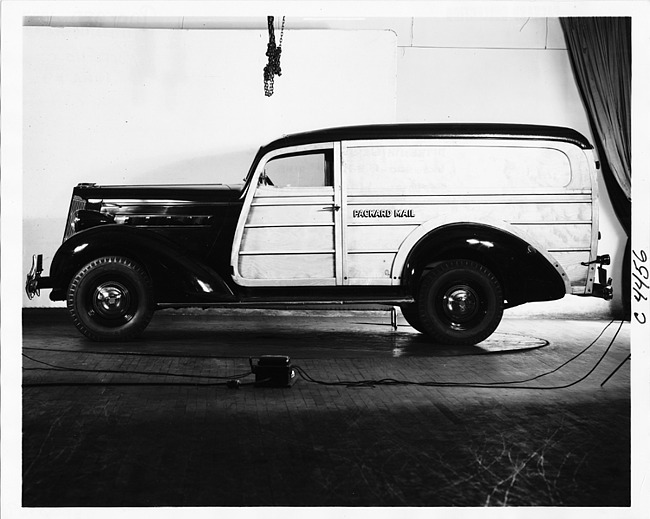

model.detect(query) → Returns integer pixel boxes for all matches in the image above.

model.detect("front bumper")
[25,254,52,300]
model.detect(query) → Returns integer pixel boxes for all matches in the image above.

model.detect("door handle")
[322,205,341,211]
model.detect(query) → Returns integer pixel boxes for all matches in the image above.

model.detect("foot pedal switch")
[250,355,297,387]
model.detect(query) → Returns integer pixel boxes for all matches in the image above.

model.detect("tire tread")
[67,256,154,342]
[417,259,503,345]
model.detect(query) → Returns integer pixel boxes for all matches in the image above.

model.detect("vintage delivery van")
[26,123,613,344]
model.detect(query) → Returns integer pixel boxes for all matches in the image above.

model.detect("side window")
[260,150,333,188]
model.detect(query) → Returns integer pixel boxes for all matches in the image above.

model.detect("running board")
[157,297,415,309]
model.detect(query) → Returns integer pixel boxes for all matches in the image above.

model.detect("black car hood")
[72,183,244,203]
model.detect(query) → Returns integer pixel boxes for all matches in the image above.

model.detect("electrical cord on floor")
[22,346,250,360]
[22,320,626,390]
[22,380,256,388]
[21,319,613,373]
[22,352,253,383]
[462,318,618,386]
[293,320,625,390]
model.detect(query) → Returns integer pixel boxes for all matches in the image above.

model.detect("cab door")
[232,143,343,286]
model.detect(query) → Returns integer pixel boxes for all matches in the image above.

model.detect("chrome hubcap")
[93,282,131,319]
[443,285,478,322]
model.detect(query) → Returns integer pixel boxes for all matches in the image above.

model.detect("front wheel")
[67,256,154,341]
[417,259,503,345]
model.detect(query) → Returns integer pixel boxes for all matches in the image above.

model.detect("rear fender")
[48,225,235,302]
[394,219,569,307]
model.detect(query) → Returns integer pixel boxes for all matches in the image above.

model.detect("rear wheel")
[417,259,503,345]
[67,256,154,341]
[400,303,426,333]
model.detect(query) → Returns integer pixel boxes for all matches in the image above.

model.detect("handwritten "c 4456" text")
[633,249,648,324]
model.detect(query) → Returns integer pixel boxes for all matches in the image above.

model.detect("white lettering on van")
[394,209,415,218]
[352,208,415,218]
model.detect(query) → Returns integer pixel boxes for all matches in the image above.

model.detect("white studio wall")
[396,18,589,135]
[22,26,398,307]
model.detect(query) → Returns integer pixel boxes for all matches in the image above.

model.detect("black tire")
[417,259,503,345]
[67,256,154,341]
[400,303,426,334]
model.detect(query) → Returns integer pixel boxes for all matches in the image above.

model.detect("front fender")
[48,225,235,303]
[394,220,569,307]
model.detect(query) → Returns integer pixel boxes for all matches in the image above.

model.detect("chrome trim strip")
[128,225,213,229]
[113,214,215,218]
[239,250,335,256]
[547,248,592,253]
[244,223,334,229]
[96,199,234,206]
[347,250,398,254]
[347,222,419,227]
[251,201,335,207]
[511,220,592,225]
[345,196,593,205]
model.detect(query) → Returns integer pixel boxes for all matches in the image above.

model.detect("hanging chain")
[264,16,285,97]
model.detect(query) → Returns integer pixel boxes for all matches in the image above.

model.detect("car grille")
[63,195,87,242]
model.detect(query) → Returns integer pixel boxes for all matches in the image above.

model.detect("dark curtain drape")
[560,17,631,234]
[561,17,631,317]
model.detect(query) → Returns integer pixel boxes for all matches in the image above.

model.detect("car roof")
[260,123,593,152]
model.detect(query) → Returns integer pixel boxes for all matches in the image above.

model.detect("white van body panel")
[340,138,598,294]
[232,133,600,298]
